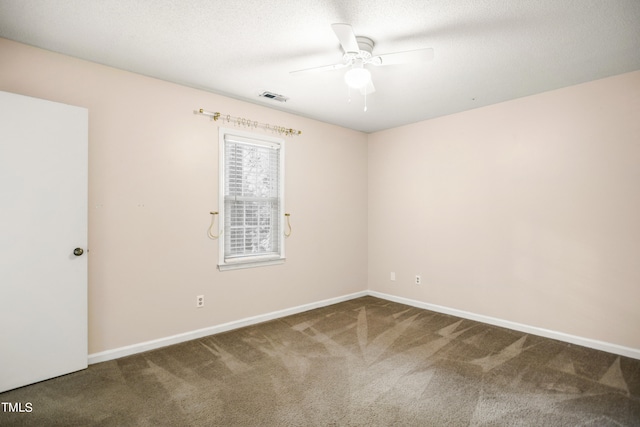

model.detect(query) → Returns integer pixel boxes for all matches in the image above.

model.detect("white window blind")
[219,130,284,270]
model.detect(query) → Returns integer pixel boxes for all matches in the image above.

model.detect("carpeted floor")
[1,296,639,426]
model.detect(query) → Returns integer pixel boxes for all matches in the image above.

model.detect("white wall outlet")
[390,272,396,281]
[415,275,421,285]
[196,295,204,308]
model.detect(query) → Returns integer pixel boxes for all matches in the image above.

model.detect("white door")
[0,91,88,393]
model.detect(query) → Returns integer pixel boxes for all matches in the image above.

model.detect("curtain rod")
[196,109,302,136]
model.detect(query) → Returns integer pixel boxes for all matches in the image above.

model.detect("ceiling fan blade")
[331,23,360,54]
[360,79,376,95]
[372,48,434,66]
[290,62,348,75]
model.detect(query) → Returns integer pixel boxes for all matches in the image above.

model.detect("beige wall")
[368,70,640,349]
[0,38,369,354]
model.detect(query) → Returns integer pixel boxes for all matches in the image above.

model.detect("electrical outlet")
[390,272,396,281]
[196,295,204,308]
[415,275,421,285]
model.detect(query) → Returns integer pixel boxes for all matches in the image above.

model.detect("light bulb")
[344,67,371,90]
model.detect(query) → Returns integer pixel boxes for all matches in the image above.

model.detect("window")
[218,128,285,271]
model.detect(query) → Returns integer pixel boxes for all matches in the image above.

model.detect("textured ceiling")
[1,0,639,133]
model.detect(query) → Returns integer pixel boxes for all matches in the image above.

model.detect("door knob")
[73,248,84,256]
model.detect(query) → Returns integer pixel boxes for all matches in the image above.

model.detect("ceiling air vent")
[259,91,289,102]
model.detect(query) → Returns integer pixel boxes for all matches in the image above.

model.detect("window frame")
[218,127,285,271]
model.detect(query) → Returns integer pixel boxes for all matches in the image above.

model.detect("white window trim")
[218,127,285,271]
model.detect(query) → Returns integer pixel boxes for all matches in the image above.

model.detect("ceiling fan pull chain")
[364,90,368,112]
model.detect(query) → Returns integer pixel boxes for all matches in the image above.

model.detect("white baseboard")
[88,291,368,364]
[89,289,640,364]
[369,290,640,360]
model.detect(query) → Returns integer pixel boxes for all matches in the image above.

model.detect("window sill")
[217,257,285,272]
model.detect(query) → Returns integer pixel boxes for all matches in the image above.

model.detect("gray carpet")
[1,296,639,426]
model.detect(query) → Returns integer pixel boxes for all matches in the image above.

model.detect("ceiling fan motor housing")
[356,36,374,56]
[344,36,374,61]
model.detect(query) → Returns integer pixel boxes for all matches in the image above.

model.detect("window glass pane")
[222,135,282,264]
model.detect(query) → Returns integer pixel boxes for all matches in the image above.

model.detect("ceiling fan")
[291,23,434,103]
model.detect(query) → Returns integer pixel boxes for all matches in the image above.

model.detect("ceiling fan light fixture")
[344,66,371,90]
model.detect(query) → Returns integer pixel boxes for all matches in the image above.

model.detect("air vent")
[259,91,289,102]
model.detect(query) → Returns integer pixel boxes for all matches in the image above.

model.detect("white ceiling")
[1,0,639,133]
